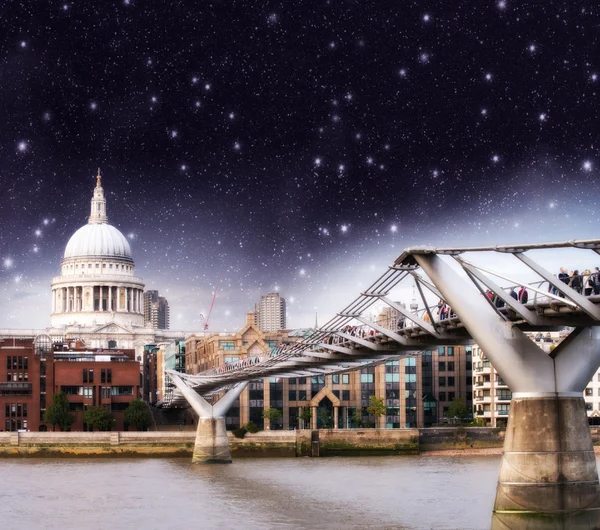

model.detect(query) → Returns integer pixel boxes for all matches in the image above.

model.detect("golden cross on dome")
[96,167,101,187]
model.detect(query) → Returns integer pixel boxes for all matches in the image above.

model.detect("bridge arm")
[169,372,213,418]
[413,253,555,394]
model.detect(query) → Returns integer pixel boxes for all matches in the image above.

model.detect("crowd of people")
[553,267,600,296]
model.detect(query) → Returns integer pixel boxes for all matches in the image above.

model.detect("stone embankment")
[0,427,598,458]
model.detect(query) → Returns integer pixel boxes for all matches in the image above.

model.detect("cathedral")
[1,170,193,358]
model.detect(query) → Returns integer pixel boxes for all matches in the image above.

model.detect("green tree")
[351,408,363,428]
[44,392,74,432]
[124,399,151,431]
[83,406,114,431]
[366,395,386,426]
[262,407,283,429]
[446,398,471,423]
[299,407,312,429]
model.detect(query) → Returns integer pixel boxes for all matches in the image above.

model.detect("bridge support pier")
[492,396,600,529]
[413,253,600,528]
[169,374,248,464]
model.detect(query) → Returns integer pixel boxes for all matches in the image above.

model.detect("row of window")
[438,362,456,372]
[475,390,512,400]
[4,403,28,418]
[287,389,351,401]
[5,356,28,370]
[82,369,113,384]
[437,347,455,356]
[5,419,28,432]
[60,386,133,397]
[66,263,131,271]
[6,372,28,382]
[439,376,456,387]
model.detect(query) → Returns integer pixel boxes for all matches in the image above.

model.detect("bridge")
[166,239,600,528]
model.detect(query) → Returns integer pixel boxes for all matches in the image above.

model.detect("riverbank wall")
[1,427,598,458]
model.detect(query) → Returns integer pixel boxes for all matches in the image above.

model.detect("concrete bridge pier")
[414,253,600,528]
[170,374,248,463]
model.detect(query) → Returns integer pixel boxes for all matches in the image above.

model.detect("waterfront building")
[254,292,287,332]
[185,314,473,430]
[144,290,170,330]
[155,341,186,404]
[0,335,140,431]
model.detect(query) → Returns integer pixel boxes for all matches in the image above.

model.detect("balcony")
[474,396,492,403]
[474,381,492,389]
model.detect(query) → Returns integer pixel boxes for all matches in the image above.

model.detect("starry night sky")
[1,1,599,330]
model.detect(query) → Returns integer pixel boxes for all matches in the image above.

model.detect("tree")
[44,392,74,432]
[446,398,471,423]
[351,408,364,428]
[299,407,312,429]
[365,396,386,427]
[262,407,282,429]
[84,406,114,431]
[124,399,151,431]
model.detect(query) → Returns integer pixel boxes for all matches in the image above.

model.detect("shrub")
[232,427,247,439]
[244,421,260,433]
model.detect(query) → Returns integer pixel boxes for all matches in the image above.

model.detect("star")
[20,41,26,48]
[539,113,547,121]
[90,102,98,110]
[390,224,398,233]
[3,258,13,269]
[314,157,322,167]
[497,0,506,8]
[17,141,27,152]
[340,225,348,233]
[35,229,42,236]
[583,160,592,171]
[485,73,492,81]
[492,155,500,162]
[399,68,407,77]
[423,14,431,22]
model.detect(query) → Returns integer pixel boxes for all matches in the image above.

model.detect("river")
[0,455,509,529]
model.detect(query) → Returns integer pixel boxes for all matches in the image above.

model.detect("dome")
[64,223,132,260]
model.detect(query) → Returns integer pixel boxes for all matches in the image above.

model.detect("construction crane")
[200,276,223,331]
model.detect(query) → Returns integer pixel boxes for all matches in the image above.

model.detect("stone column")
[333,406,339,429]
[169,374,248,464]
[312,406,318,430]
[492,396,600,529]
[109,286,113,311]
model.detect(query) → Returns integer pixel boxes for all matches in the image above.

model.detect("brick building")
[0,335,141,431]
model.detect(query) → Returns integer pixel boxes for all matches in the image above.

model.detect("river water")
[0,455,509,529]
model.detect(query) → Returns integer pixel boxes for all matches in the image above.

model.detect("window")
[224,357,238,364]
[447,362,455,371]
[496,404,510,415]
[405,374,416,383]
[361,373,374,383]
[587,403,594,411]
[332,374,339,384]
[289,378,296,385]
[447,347,455,357]
[61,386,80,395]
[586,388,593,396]
[219,341,235,351]
[497,389,512,400]
[332,390,340,398]
[385,373,400,383]
[298,378,306,385]
[448,376,455,387]
[23,357,28,369]
[342,374,350,384]
[111,386,133,396]
[298,390,307,401]
[448,392,455,401]
[101,369,106,384]
[439,377,446,387]
[288,390,296,401]
[439,392,446,401]
[439,362,446,372]
[342,390,350,401]
[438,346,445,356]
[265,341,277,348]
[83,387,93,398]
[101,387,111,399]
[107,369,112,383]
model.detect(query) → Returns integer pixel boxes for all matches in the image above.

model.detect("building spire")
[89,168,108,224]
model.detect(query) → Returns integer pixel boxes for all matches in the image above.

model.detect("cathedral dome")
[64,223,132,260]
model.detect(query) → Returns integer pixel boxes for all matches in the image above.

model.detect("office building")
[254,292,286,332]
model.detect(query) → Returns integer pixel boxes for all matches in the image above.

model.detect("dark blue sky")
[1,1,599,329]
